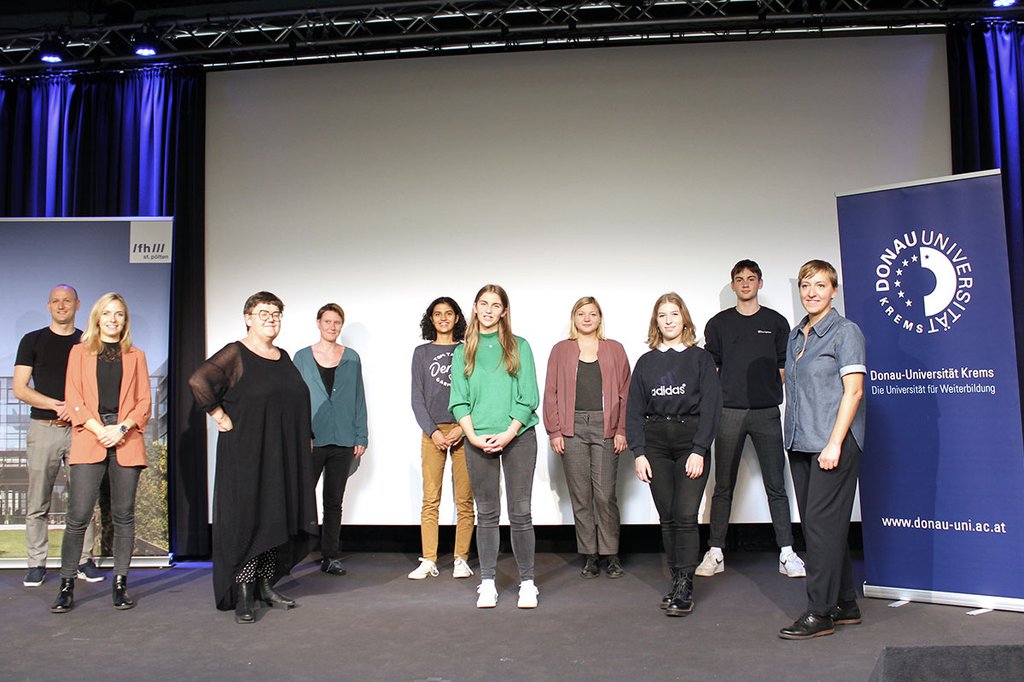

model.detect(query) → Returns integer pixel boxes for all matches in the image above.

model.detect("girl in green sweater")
[449,284,540,609]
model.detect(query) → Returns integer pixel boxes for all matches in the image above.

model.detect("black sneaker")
[321,558,347,576]
[581,554,600,579]
[77,559,106,583]
[24,566,46,587]
[605,556,624,579]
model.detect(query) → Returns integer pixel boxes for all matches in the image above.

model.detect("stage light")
[133,27,159,57]
[993,0,1017,7]
[38,36,64,63]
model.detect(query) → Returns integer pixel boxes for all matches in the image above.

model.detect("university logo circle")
[873,230,974,334]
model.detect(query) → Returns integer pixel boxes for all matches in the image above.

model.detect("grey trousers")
[465,428,537,581]
[61,451,141,579]
[561,411,621,556]
[25,420,95,566]
[708,406,794,548]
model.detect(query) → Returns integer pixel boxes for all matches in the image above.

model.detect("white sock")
[520,579,535,589]
[708,547,723,557]
[480,578,495,589]
[780,546,795,557]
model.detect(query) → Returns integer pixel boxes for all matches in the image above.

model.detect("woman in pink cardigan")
[50,293,151,614]
[543,297,631,579]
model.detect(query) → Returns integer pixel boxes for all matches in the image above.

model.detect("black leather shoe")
[779,612,835,639]
[829,600,862,625]
[660,570,680,609]
[665,572,694,617]
[258,577,296,608]
[605,556,624,579]
[581,554,600,579]
[235,582,256,624]
[50,578,75,614]
[321,558,346,576]
[113,575,136,610]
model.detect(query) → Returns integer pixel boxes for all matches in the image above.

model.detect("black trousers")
[644,418,709,574]
[312,445,356,559]
[788,432,861,616]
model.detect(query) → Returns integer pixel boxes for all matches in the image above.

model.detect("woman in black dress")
[189,291,318,624]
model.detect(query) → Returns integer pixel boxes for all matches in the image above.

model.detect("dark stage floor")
[2,551,1021,681]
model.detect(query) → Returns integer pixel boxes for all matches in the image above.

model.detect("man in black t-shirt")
[697,260,806,579]
[13,285,104,587]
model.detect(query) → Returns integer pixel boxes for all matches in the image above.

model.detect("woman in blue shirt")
[778,260,866,640]
[294,303,368,577]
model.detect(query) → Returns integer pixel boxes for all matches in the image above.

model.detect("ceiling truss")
[1,0,1021,74]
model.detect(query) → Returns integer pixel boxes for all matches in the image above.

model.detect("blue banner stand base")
[864,583,1024,613]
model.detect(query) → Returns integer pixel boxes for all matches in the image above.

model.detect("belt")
[645,414,696,423]
[33,418,71,427]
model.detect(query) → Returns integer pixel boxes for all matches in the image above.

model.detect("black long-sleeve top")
[625,345,723,459]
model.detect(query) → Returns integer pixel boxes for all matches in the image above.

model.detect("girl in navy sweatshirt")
[626,292,722,617]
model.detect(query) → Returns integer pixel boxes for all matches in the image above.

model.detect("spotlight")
[38,35,64,63]
[993,0,1017,7]
[133,27,160,57]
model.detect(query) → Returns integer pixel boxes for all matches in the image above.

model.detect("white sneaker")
[407,557,439,580]
[453,557,474,579]
[695,549,724,577]
[476,581,498,608]
[517,580,539,609]
[779,552,806,578]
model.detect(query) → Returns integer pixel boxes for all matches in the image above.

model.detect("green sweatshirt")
[449,332,539,436]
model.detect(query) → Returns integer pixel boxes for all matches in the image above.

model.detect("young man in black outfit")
[696,260,806,579]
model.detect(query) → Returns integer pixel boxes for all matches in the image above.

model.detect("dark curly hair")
[420,296,466,341]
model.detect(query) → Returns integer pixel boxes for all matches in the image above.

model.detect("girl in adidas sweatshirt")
[626,292,722,617]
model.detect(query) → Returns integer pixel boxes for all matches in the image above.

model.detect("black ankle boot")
[660,569,682,609]
[581,554,600,579]
[666,571,694,617]
[50,577,75,614]
[113,575,135,610]
[235,582,256,624]
[257,577,296,608]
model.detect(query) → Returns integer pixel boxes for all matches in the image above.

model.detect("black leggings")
[644,418,709,574]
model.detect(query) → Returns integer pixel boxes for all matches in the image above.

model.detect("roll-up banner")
[836,170,1024,611]
[0,217,172,569]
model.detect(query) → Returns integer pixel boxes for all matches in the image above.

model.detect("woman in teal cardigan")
[449,284,540,609]
[293,303,367,577]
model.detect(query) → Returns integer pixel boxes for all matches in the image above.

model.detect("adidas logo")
[651,383,687,397]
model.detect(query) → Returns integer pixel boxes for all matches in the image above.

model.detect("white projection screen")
[205,35,950,526]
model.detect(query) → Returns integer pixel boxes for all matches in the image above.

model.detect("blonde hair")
[463,284,520,377]
[797,259,839,287]
[646,292,697,349]
[80,292,133,354]
[568,296,606,340]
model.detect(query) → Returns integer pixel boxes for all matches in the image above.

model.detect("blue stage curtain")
[0,66,210,558]
[948,21,1024,406]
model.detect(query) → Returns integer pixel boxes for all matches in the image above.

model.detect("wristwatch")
[119,424,128,435]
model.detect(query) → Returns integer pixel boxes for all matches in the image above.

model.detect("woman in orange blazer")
[51,292,151,615]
